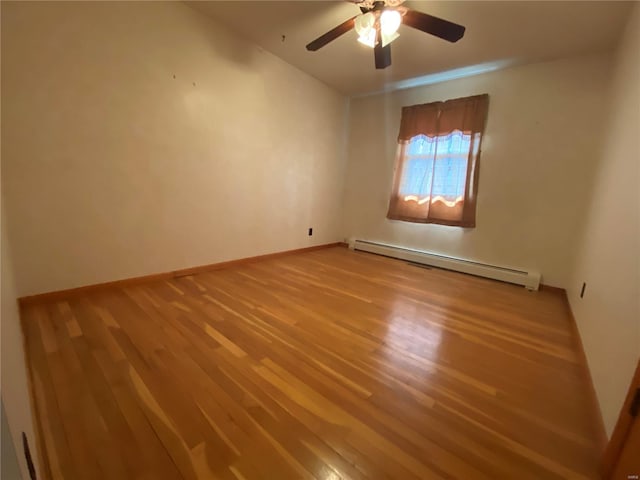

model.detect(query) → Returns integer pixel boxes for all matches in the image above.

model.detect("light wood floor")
[23,247,601,480]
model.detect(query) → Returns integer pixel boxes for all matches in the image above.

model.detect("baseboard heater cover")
[349,239,541,290]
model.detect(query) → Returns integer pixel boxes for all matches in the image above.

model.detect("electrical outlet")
[308,228,313,236]
[580,282,586,298]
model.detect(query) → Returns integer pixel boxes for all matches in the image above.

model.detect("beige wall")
[2,401,24,479]
[1,6,41,474]
[343,54,611,287]
[1,1,348,297]
[567,5,640,438]
[1,199,40,479]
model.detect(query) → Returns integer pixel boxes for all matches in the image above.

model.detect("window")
[387,94,489,227]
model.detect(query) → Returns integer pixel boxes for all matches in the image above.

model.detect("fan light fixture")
[380,10,401,35]
[354,9,401,49]
[354,12,376,47]
[357,28,377,48]
[305,0,466,70]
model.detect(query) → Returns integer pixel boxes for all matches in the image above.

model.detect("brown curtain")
[387,94,489,227]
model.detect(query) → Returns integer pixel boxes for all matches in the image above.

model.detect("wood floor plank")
[23,306,79,480]
[23,247,600,479]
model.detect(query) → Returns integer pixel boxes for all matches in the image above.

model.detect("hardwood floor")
[23,247,601,480]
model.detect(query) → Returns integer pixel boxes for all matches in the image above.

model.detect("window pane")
[399,131,473,201]
[442,131,471,155]
[433,131,470,199]
[406,135,437,156]
[432,155,467,198]
[399,157,433,196]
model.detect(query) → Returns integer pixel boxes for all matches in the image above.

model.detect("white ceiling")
[188,1,634,95]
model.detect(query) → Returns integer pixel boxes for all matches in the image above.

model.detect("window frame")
[386,94,489,228]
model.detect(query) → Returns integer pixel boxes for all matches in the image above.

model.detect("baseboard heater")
[349,239,541,290]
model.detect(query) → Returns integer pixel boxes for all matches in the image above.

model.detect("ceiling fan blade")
[403,9,465,43]
[374,41,391,69]
[306,16,357,51]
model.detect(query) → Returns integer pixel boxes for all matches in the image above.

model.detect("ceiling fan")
[305,0,465,69]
